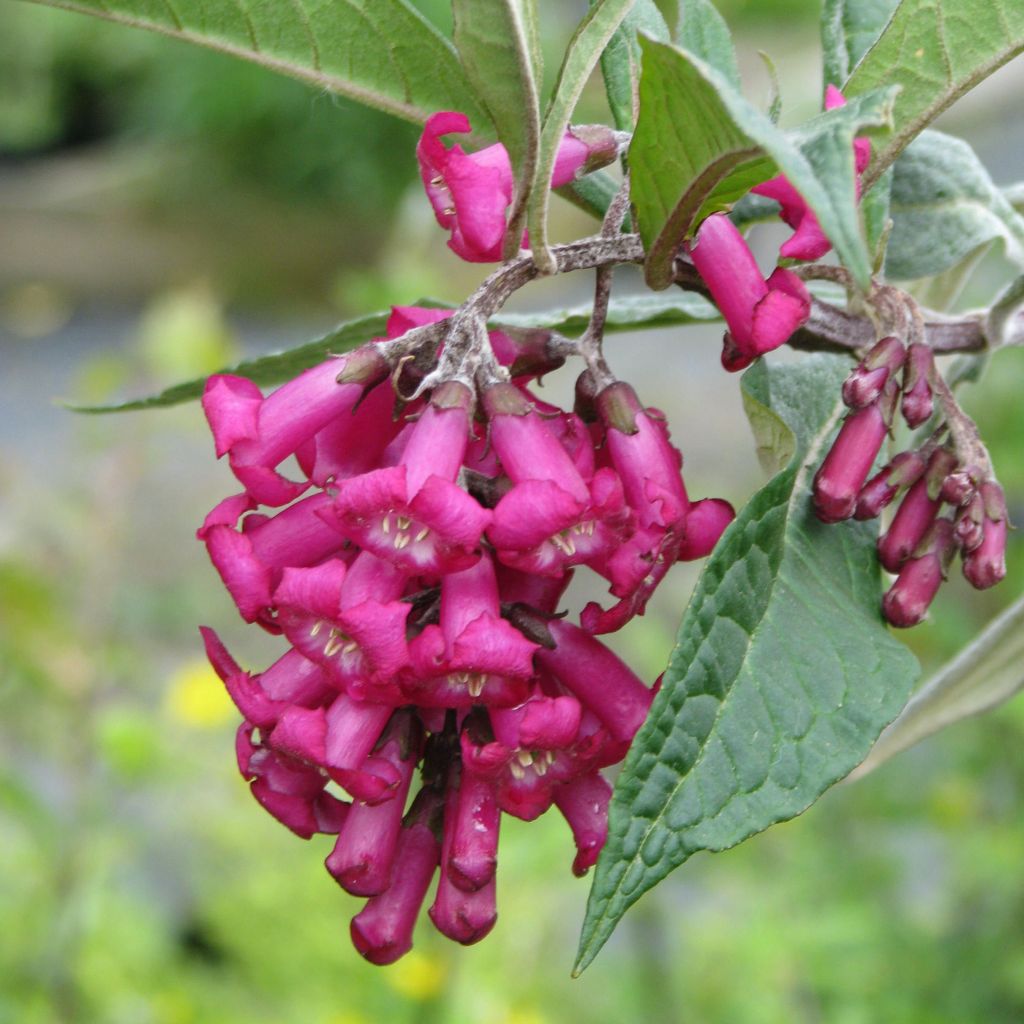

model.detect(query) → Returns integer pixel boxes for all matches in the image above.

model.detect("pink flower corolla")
[202,347,389,506]
[349,788,443,965]
[581,382,735,634]
[429,776,497,944]
[326,711,424,897]
[553,772,612,877]
[272,553,412,704]
[235,722,350,839]
[687,213,811,372]
[418,112,615,262]
[327,381,491,577]
[751,85,872,262]
[404,553,540,708]
[485,383,628,577]
[199,492,345,625]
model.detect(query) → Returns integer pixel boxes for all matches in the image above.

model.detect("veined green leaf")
[886,130,1024,281]
[629,38,895,290]
[678,0,741,91]
[23,0,485,125]
[821,0,899,88]
[575,354,918,973]
[493,290,718,333]
[526,0,636,273]
[845,0,1024,188]
[67,311,391,413]
[70,291,718,413]
[849,594,1024,780]
[598,0,670,132]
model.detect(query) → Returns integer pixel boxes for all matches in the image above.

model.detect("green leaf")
[849,594,1024,781]
[452,0,542,261]
[845,0,1024,188]
[886,130,1024,281]
[821,0,899,88]
[24,0,485,125]
[71,292,718,413]
[629,38,896,290]
[493,290,718,334]
[678,0,741,91]
[598,0,670,132]
[556,170,624,222]
[526,0,636,273]
[862,167,894,272]
[575,353,918,974]
[69,311,391,413]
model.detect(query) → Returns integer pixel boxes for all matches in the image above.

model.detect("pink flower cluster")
[812,336,1008,626]
[198,306,734,964]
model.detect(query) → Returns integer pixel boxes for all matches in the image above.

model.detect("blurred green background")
[3,2,1024,1022]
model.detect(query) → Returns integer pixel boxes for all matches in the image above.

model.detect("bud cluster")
[198,304,734,964]
[812,336,1008,626]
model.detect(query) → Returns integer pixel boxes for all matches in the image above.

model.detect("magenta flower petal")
[350,790,443,965]
[202,374,262,458]
[554,772,611,877]
[203,525,274,623]
[538,621,652,742]
[677,497,735,561]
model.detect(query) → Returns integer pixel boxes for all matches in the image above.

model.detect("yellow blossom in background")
[383,949,448,1001]
[164,659,234,728]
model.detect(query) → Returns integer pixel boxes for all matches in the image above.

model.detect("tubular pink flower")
[554,772,612,877]
[237,724,350,839]
[812,401,891,523]
[485,383,628,576]
[201,493,345,624]
[677,498,736,561]
[328,382,491,576]
[596,381,689,531]
[326,713,422,896]
[417,112,612,262]
[751,85,871,262]
[429,781,497,944]
[537,621,652,744]
[687,214,810,371]
[446,771,501,893]
[405,553,539,708]
[202,348,387,505]
[350,789,443,966]
[273,555,412,703]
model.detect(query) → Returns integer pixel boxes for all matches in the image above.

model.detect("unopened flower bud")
[882,518,955,627]
[940,466,980,507]
[877,449,953,572]
[854,451,926,521]
[842,336,906,410]
[901,344,935,428]
[962,482,1008,589]
[812,401,890,523]
[954,494,985,553]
